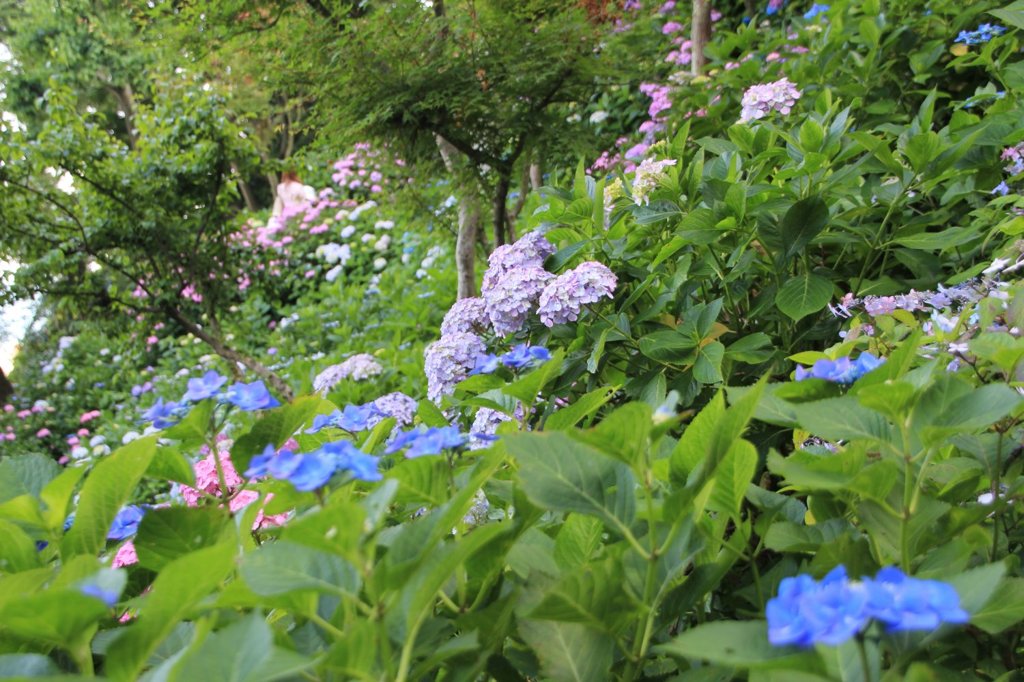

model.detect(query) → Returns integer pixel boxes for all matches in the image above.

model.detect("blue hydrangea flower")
[470,353,502,376]
[285,450,337,491]
[306,404,382,434]
[80,583,120,607]
[803,3,828,19]
[141,397,182,429]
[321,441,383,482]
[225,381,281,411]
[768,566,969,648]
[182,370,228,402]
[956,23,1006,45]
[385,426,467,457]
[993,181,1010,196]
[107,505,145,541]
[765,0,785,16]
[768,566,869,647]
[795,353,883,383]
[501,344,552,369]
[863,567,969,631]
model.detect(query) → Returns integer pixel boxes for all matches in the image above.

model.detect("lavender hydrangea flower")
[440,297,490,336]
[424,332,487,403]
[483,266,554,337]
[337,353,384,381]
[468,406,521,450]
[312,354,384,395]
[538,262,617,327]
[481,231,556,291]
[369,392,418,429]
[739,78,802,124]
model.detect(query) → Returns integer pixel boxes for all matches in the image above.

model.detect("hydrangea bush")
[2,1,1024,680]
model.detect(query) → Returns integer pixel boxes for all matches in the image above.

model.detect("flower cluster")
[108,505,145,541]
[473,344,552,374]
[367,392,419,430]
[739,78,802,124]
[955,23,1006,45]
[307,403,381,434]
[803,3,828,20]
[312,354,383,395]
[468,405,524,450]
[795,353,884,383]
[424,332,487,404]
[765,0,785,16]
[385,426,468,458]
[631,157,676,206]
[768,566,969,648]
[538,262,617,326]
[440,297,490,336]
[247,440,382,491]
[1003,143,1024,176]
[484,266,554,337]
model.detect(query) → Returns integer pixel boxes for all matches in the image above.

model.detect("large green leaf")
[134,506,232,571]
[506,432,636,532]
[545,386,615,430]
[241,540,360,598]
[63,435,158,558]
[553,514,604,571]
[655,621,819,670]
[168,612,313,682]
[779,197,829,261]
[707,440,758,518]
[518,619,614,682]
[970,578,1024,634]
[571,401,651,473]
[791,398,894,447]
[105,541,237,682]
[0,454,60,504]
[775,274,833,321]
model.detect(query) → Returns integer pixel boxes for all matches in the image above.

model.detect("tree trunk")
[0,367,13,404]
[492,171,510,246]
[436,134,480,299]
[529,162,542,191]
[691,0,712,76]
[235,170,259,211]
[163,305,294,401]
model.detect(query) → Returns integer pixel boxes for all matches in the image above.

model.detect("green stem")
[310,612,345,640]
[991,431,1005,561]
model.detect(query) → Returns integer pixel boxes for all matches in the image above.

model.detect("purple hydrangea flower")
[336,353,384,381]
[182,370,227,402]
[424,332,486,404]
[483,266,554,337]
[739,78,802,124]
[538,262,617,327]
[441,297,491,336]
[765,0,785,15]
[794,353,883,383]
[225,381,281,411]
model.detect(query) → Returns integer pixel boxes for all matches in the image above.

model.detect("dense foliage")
[3,0,1024,680]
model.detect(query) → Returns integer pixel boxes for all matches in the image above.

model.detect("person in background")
[271,170,316,217]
